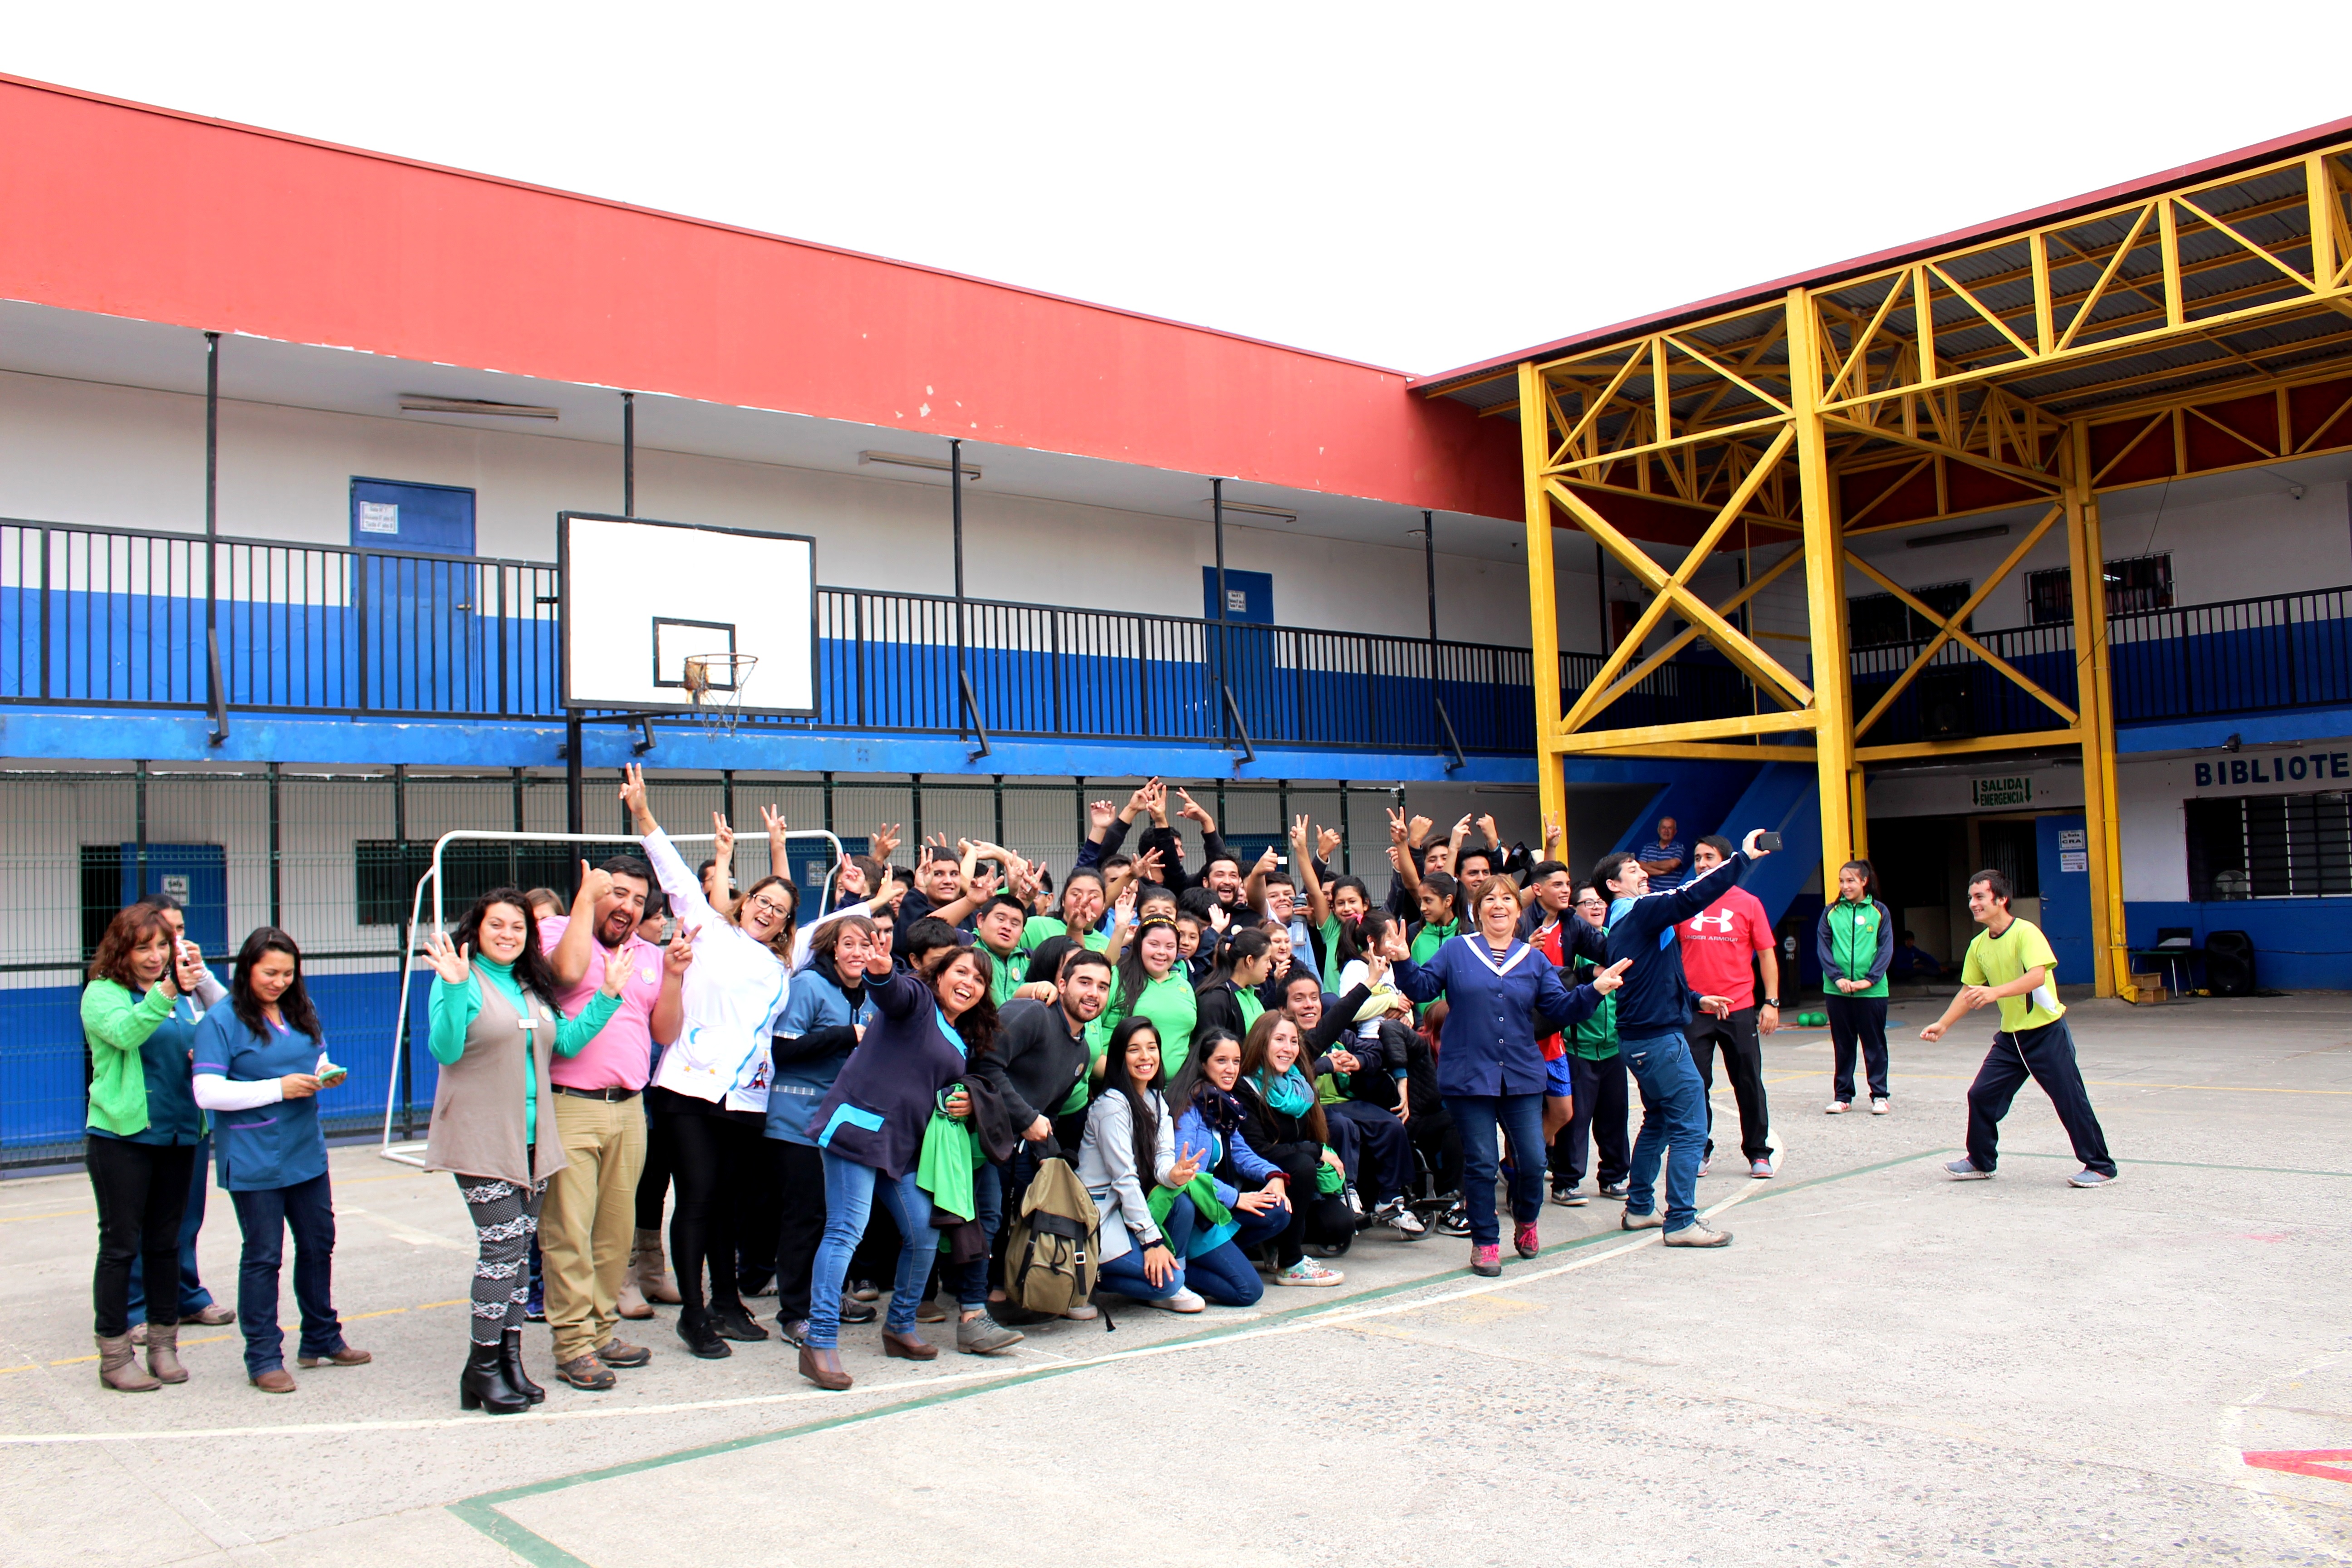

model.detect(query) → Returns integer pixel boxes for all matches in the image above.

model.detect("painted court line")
[442,1149,1949,1568]
[0,1150,1936,1450]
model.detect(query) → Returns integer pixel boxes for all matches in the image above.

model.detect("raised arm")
[548,860,612,990]
[622,764,722,930]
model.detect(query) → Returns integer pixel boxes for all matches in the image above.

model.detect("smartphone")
[315,1053,348,1090]
[1755,831,1784,853]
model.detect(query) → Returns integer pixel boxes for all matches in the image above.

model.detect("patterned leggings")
[456,1172,545,1345]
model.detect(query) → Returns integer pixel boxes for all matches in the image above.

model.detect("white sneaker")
[1825,1101,1850,1114]
[1871,1098,1890,1115]
[1374,1198,1427,1238]
[1146,1288,1206,1313]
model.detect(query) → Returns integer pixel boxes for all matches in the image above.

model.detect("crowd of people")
[76,776,2114,1404]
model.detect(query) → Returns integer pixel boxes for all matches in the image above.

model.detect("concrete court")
[3,993,2350,1568]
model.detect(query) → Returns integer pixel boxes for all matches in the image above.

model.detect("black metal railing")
[7,515,2348,753]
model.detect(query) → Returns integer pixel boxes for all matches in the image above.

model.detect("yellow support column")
[1785,289,1847,888]
[1519,360,1567,838]
[2066,421,2132,1000]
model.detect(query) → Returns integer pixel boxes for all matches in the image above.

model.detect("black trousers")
[771,1140,826,1321]
[1550,1053,1629,1188]
[634,1103,674,1231]
[1826,995,1890,1103]
[1260,1146,1353,1267]
[1408,1105,1463,1199]
[734,1136,786,1293]
[1687,1007,1772,1162]
[87,1136,196,1338]
[652,1093,760,1320]
[1965,1018,2116,1177]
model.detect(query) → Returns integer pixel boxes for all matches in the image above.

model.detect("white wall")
[2117,734,2352,903]
[0,369,1539,650]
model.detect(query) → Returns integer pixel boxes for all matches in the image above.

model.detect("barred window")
[2028,553,2172,624]
[1847,580,1971,648]
[355,840,578,926]
[2185,792,2352,900]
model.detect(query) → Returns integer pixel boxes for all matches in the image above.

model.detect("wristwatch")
[1762,996,1781,1008]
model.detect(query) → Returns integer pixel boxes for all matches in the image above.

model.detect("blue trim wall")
[2124,902,2352,992]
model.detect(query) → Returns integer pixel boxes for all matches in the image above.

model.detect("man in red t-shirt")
[1679,835,1780,1178]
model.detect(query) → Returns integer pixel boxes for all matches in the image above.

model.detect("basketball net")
[681,652,759,737]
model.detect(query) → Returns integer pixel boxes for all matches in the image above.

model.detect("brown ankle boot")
[632,1228,681,1306]
[797,1344,852,1391]
[616,1245,653,1320]
[97,1333,160,1392]
[145,1323,189,1384]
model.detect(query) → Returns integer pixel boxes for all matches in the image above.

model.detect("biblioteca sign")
[1971,775,2033,808]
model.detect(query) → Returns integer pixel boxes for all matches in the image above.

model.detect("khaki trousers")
[540,1093,647,1362]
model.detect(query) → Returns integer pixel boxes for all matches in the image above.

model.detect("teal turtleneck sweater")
[427,955,620,1144]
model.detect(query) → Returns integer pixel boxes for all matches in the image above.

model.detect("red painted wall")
[0,75,1521,518]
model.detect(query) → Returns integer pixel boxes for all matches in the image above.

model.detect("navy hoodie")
[1604,851,1753,1040]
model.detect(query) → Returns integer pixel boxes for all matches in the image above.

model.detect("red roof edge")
[1411,111,2352,394]
[0,70,1411,381]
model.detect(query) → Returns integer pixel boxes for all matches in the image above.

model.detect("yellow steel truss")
[1499,136,2352,998]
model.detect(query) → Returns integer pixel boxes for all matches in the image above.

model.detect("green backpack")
[1003,1156,1105,1322]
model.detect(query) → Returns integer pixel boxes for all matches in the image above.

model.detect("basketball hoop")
[681,652,759,736]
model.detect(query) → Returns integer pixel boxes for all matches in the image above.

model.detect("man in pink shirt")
[1679,834,1780,1180]
[541,856,687,1390]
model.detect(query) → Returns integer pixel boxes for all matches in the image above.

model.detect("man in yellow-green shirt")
[1920,867,2117,1188]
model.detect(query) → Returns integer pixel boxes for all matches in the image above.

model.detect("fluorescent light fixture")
[397,395,560,419]
[858,450,981,480]
[1204,499,1298,524]
[1905,523,2009,549]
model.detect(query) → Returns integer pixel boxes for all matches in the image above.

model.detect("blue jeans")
[1622,1033,1707,1234]
[128,1134,217,1319]
[809,1154,933,1348]
[1097,1193,1189,1302]
[1188,1200,1285,1304]
[228,1172,343,1377]
[1443,1093,1546,1247]
[951,1161,1004,1310]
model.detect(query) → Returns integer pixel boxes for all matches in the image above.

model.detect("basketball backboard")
[559,512,818,716]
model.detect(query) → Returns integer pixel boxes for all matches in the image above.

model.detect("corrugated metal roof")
[1416,112,2352,399]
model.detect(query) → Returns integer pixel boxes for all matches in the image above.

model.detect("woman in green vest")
[81,903,212,1392]
[1816,859,1895,1115]
[1095,916,1198,1079]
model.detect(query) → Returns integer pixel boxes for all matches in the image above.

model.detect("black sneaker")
[1550,1183,1589,1208]
[840,1299,878,1325]
[1436,1203,1472,1237]
[711,1306,769,1342]
[676,1312,730,1359]
[1597,1181,1630,1200]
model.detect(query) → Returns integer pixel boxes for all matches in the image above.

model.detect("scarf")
[1147,1176,1235,1257]
[1189,1083,1245,1133]
[1254,1065,1315,1119]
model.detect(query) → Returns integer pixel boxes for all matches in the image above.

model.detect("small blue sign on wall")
[1201,568,1274,624]
[351,478,477,555]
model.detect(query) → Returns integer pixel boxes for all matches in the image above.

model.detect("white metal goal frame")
[377,827,844,1164]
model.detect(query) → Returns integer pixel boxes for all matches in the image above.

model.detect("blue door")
[789,836,868,915]
[1202,568,1277,739]
[351,479,479,710]
[118,844,228,958]
[2034,814,2091,983]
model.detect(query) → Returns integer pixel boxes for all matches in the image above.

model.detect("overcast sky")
[14,3,2350,375]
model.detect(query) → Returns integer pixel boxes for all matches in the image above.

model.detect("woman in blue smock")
[1390,876,1626,1279]
[191,927,368,1393]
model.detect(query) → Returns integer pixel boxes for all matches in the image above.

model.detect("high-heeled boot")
[500,1328,546,1405]
[459,1338,528,1414]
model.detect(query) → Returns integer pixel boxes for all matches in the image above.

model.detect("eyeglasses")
[745,893,792,917]
[1574,898,1606,910]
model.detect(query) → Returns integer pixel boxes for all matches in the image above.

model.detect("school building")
[4,73,2350,1163]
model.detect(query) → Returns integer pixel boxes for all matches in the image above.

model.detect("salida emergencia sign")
[1971,774,2033,808]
